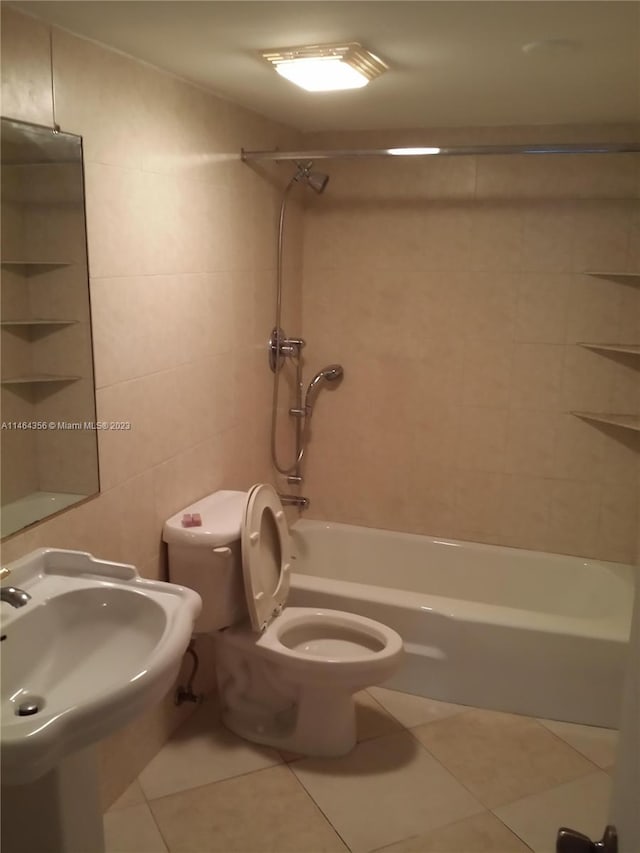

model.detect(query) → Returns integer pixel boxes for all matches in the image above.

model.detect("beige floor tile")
[290,731,483,853]
[108,779,147,812]
[104,803,168,853]
[537,718,619,770]
[138,701,281,800]
[356,690,405,741]
[412,709,594,808]
[494,771,611,853]
[149,765,348,853]
[369,687,468,729]
[373,811,532,852]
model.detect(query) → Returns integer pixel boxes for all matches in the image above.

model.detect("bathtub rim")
[290,518,636,643]
[292,518,635,581]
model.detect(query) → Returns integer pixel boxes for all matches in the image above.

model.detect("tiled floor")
[104,688,617,853]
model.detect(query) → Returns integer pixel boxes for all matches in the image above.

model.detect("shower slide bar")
[242,142,640,161]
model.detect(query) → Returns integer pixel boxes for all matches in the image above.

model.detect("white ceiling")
[12,1,640,132]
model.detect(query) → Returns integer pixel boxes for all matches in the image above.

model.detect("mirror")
[1,117,99,537]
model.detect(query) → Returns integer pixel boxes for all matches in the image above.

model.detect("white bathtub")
[288,520,636,728]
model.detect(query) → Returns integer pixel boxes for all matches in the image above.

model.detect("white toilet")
[163,484,403,756]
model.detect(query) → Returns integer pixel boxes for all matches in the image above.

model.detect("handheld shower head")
[304,364,344,416]
[321,364,344,382]
[294,161,329,194]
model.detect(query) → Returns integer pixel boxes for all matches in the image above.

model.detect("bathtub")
[288,520,636,728]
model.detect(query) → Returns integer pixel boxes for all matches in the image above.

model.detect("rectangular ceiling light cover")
[262,43,388,92]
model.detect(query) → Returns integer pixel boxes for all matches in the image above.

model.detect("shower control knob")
[283,337,306,350]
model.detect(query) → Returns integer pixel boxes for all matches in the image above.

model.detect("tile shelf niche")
[584,271,640,282]
[570,270,640,435]
[578,343,640,355]
[1,260,72,274]
[1,320,78,328]
[2,308,80,389]
[2,374,81,385]
[571,413,640,433]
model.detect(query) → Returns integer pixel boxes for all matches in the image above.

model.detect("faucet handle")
[0,567,11,582]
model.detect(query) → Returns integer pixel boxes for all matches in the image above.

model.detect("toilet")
[163,485,403,756]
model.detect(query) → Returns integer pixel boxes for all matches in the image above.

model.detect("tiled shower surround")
[302,128,640,563]
[1,5,638,806]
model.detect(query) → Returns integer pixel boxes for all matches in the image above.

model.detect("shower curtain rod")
[241,142,640,161]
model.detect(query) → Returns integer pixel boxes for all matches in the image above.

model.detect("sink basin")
[1,547,201,785]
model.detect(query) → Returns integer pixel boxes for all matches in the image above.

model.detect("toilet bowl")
[164,485,403,756]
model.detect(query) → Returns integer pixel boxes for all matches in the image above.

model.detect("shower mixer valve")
[268,327,306,372]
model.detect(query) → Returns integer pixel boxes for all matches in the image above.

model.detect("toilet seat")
[238,486,403,675]
[241,484,291,632]
[222,606,404,688]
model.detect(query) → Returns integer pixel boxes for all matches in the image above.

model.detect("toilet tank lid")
[163,490,247,547]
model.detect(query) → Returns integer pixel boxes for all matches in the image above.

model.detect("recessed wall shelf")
[2,374,81,386]
[572,412,640,432]
[1,260,72,275]
[1,319,77,328]
[574,271,640,437]
[585,271,640,283]
[1,197,83,208]
[578,343,640,355]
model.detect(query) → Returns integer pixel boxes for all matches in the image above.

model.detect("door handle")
[556,824,618,853]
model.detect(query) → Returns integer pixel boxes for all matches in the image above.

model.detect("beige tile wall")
[301,126,640,564]
[1,6,302,805]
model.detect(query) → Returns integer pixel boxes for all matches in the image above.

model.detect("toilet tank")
[163,491,247,633]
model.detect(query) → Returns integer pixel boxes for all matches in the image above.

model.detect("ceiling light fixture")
[262,43,388,92]
[387,147,441,156]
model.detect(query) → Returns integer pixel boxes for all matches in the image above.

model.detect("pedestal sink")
[1,547,201,853]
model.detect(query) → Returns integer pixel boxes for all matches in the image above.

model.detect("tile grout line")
[533,719,611,774]
[396,720,540,852]
[287,709,484,853]
[103,798,170,853]
[280,761,354,852]
[279,697,461,853]
[485,769,611,853]
[402,716,489,810]
[143,798,172,853]
[138,754,287,806]
[401,712,601,815]
[286,717,520,853]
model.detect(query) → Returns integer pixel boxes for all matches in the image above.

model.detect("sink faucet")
[1,586,31,608]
